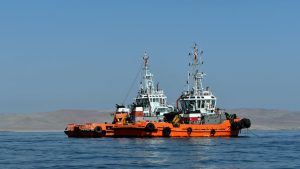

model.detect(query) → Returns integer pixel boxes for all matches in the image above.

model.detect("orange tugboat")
[64,53,174,137]
[112,44,250,137]
[64,44,251,138]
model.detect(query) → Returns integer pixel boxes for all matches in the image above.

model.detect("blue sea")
[0,130,299,169]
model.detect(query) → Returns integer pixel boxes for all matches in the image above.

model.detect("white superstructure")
[179,44,218,123]
[134,53,172,119]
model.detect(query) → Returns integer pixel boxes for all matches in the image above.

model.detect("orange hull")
[113,119,241,137]
[64,123,114,138]
[65,118,248,138]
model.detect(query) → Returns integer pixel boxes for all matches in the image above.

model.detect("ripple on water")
[0,130,300,169]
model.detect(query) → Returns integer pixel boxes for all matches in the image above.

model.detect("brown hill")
[229,108,300,130]
[0,109,112,131]
[0,109,299,131]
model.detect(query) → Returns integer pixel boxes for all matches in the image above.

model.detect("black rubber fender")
[101,130,106,137]
[94,126,102,134]
[187,127,192,134]
[210,129,216,136]
[162,127,171,137]
[241,118,251,128]
[145,123,155,132]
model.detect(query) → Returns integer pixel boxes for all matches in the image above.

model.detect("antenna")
[187,43,205,95]
[187,71,190,92]
[143,52,149,67]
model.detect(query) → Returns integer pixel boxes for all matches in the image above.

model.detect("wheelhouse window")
[205,100,211,108]
[212,100,216,108]
[188,100,195,110]
[197,100,200,108]
[201,100,205,108]
[181,100,194,111]
[136,98,149,107]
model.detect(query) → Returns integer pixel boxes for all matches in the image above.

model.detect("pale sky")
[0,0,299,113]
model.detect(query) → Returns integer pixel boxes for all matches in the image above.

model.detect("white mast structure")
[188,43,206,96]
[140,53,155,95]
[135,53,169,117]
[180,43,217,123]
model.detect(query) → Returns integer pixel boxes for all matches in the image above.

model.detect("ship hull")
[113,128,239,137]
[113,119,241,137]
[65,118,249,138]
[64,123,114,138]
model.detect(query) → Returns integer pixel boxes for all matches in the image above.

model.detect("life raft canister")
[162,127,171,137]
[145,123,155,132]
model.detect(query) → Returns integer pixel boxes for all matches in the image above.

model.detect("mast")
[188,43,205,96]
[179,43,217,118]
[136,52,169,116]
[140,52,155,95]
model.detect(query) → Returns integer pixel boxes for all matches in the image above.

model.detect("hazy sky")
[0,1,299,113]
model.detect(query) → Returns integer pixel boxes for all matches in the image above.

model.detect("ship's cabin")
[180,95,216,115]
[115,104,130,114]
[114,105,130,124]
[135,94,167,116]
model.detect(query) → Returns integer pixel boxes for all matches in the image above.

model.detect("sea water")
[0,130,299,169]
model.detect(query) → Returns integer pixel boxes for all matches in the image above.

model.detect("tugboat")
[132,53,174,121]
[64,53,173,137]
[113,44,251,137]
[65,44,251,138]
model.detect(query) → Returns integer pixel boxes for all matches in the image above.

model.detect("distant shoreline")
[1,128,300,133]
[1,109,299,131]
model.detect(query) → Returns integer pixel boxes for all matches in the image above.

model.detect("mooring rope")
[247,129,260,137]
